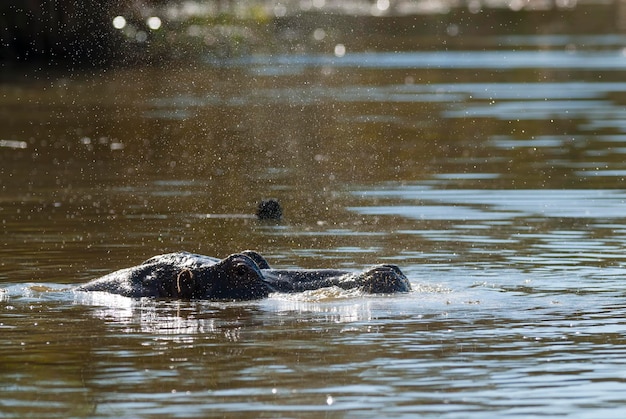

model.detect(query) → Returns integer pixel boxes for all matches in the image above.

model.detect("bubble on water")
[136,31,148,43]
[334,44,346,57]
[377,0,390,10]
[0,140,27,149]
[467,0,481,13]
[147,17,162,30]
[274,4,287,17]
[326,395,334,405]
[447,24,459,37]
[112,16,126,30]
[313,28,326,41]
[556,0,577,8]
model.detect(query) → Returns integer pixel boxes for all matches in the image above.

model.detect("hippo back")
[76,252,222,298]
[141,252,221,268]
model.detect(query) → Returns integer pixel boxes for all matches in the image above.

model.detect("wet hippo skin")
[76,251,411,300]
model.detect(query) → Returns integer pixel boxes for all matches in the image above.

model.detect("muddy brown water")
[4,20,626,418]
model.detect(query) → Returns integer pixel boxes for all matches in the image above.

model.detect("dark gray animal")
[75,251,411,300]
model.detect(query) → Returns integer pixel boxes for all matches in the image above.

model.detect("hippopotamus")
[75,251,411,300]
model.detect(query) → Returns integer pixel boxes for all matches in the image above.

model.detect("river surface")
[4,11,626,418]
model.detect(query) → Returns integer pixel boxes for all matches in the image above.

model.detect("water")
[4,10,626,417]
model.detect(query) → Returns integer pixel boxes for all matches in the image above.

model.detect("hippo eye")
[234,264,248,277]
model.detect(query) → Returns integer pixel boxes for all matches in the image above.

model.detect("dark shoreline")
[2,1,624,68]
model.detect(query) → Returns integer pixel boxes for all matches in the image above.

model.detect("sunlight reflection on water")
[351,188,626,219]
[148,81,626,111]
[218,50,626,70]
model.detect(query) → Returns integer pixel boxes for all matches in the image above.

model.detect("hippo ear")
[176,269,197,299]
[241,250,271,269]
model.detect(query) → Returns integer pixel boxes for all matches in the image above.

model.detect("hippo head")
[357,264,412,294]
[158,253,269,300]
